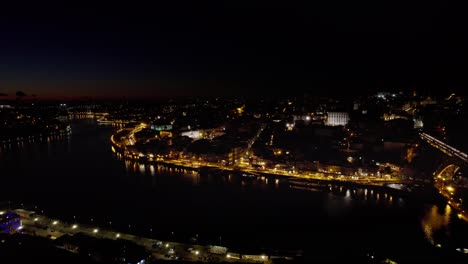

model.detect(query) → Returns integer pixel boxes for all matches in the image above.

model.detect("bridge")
[65,105,132,126]
[419,132,467,221]
[419,132,467,181]
[420,133,468,163]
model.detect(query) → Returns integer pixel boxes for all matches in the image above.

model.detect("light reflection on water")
[421,204,452,246]
[345,189,351,199]
[138,164,145,174]
[3,120,467,255]
[125,158,406,211]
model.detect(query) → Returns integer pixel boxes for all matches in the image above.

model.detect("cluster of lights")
[226,253,266,260]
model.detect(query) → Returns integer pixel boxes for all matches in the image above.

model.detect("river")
[1,119,467,263]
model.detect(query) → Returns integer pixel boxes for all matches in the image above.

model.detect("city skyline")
[1,2,467,263]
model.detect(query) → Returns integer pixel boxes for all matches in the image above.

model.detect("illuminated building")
[181,130,203,140]
[150,124,172,131]
[181,127,225,140]
[413,117,424,129]
[0,212,22,233]
[325,112,349,126]
[383,113,409,121]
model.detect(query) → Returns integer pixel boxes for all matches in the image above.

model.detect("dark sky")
[0,2,467,99]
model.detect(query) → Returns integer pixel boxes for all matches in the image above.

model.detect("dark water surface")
[1,120,467,262]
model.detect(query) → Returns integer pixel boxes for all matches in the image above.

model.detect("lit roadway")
[111,126,407,188]
[420,132,468,164]
[245,123,266,154]
[434,178,467,222]
[19,214,272,263]
[421,132,468,221]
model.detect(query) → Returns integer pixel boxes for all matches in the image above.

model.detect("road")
[420,133,468,163]
[20,214,273,263]
[112,125,406,187]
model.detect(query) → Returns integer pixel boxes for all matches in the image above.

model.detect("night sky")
[1,2,467,99]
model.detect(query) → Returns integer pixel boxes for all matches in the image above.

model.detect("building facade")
[0,212,22,233]
[325,112,349,126]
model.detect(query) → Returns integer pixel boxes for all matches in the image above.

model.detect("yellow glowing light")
[72,224,78,229]
[194,250,199,255]
[93,229,99,233]
[226,254,231,258]
[116,233,120,238]
[0,211,4,215]
[446,186,455,192]
[52,221,58,225]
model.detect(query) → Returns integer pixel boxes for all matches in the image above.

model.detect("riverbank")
[1,208,296,263]
[112,139,413,194]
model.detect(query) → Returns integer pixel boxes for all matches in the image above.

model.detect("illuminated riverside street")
[433,165,468,222]
[111,123,408,187]
[1,119,468,263]
[16,213,273,263]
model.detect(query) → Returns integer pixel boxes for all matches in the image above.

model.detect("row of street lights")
[28,209,225,247]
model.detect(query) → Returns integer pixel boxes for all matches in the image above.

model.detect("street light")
[93,229,99,233]
[52,221,58,225]
[72,224,78,229]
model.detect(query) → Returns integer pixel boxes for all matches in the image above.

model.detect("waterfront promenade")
[8,210,282,263]
[111,127,409,189]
